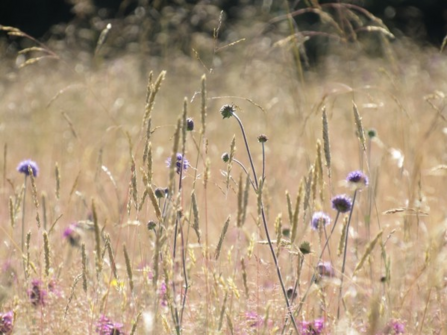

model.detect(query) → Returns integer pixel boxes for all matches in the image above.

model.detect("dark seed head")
[220,104,235,119]
[186,118,194,131]
[221,153,230,163]
[299,241,311,255]
[257,134,268,143]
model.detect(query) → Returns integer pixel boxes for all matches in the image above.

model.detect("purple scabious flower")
[383,319,405,334]
[0,311,14,335]
[331,194,353,213]
[17,159,39,177]
[63,223,81,247]
[317,261,335,278]
[95,315,124,335]
[346,170,368,188]
[310,212,331,231]
[300,318,324,334]
[166,153,189,174]
[245,311,263,328]
[28,279,47,307]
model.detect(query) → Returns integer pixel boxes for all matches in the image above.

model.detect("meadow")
[1,4,447,334]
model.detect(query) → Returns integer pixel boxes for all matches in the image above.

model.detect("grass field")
[1,5,447,334]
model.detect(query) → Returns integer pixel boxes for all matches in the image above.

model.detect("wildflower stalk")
[21,176,27,252]
[221,105,299,334]
[337,189,358,320]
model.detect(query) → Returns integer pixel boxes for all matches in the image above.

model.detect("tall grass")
[1,7,447,334]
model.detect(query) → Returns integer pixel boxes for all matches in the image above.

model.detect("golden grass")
[1,30,447,334]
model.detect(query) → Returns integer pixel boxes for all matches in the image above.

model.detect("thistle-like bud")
[299,241,311,255]
[367,128,377,139]
[147,221,157,231]
[257,134,268,143]
[221,153,230,163]
[220,104,235,119]
[154,187,166,199]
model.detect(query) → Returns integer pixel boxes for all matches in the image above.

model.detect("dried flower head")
[346,170,368,188]
[154,187,166,199]
[63,223,81,247]
[0,311,14,335]
[186,118,194,131]
[367,128,377,139]
[28,279,46,306]
[221,153,230,163]
[310,212,331,231]
[286,287,297,300]
[257,134,268,143]
[299,241,312,255]
[147,221,156,231]
[331,195,352,213]
[95,315,124,335]
[220,104,235,119]
[17,159,39,177]
[166,153,189,174]
[300,318,324,335]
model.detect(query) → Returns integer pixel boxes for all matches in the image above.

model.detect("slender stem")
[233,113,259,188]
[21,176,28,252]
[233,158,256,190]
[260,204,300,334]
[295,211,341,317]
[337,189,358,320]
[232,112,298,333]
[261,142,266,181]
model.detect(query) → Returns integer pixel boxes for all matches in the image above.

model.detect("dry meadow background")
[1,2,447,334]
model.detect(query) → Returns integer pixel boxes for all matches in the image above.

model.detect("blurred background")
[1,0,447,64]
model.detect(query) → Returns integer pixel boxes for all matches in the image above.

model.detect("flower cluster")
[347,170,368,188]
[0,311,14,335]
[331,194,352,213]
[166,153,189,175]
[300,318,324,335]
[17,159,39,177]
[63,223,81,247]
[28,279,47,307]
[95,315,124,335]
[310,212,331,231]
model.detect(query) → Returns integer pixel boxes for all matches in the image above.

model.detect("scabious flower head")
[63,223,81,247]
[95,315,124,335]
[382,319,405,335]
[28,279,46,306]
[245,311,263,328]
[331,194,353,213]
[220,104,235,119]
[166,153,189,174]
[311,212,331,231]
[346,170,368,189]
[0,311,14,335]
[17,159,39,177]
[300,318,324,334]
[317,261,335,278]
